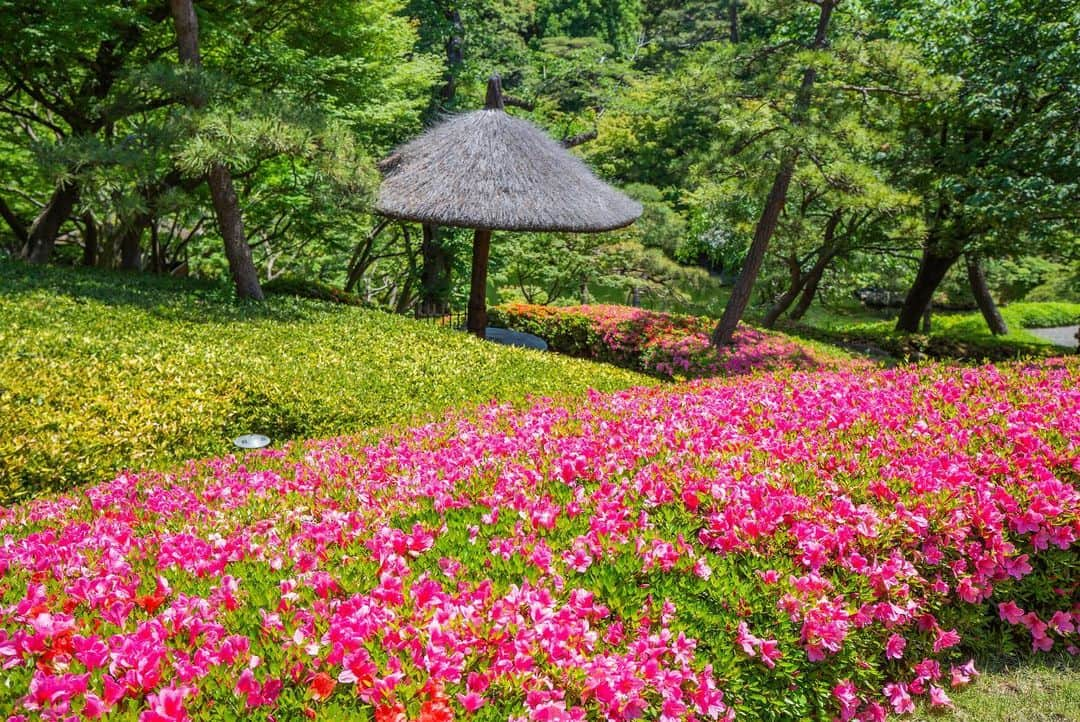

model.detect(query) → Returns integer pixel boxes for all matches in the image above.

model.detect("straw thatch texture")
[375,110,642,232]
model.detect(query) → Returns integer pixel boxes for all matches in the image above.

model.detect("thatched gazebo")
[375,74,642,338]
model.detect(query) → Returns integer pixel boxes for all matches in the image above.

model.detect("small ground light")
[233,434,271,449]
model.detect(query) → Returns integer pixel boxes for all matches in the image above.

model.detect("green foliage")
[880,0,1080,257]
[783,302,1080,362]
[534,0,643,53]
[0,261,650,502]
[1025,261,1080,304]
[262,275,367,306]
[0,0,440,285]
[986,257,1064,304]
[489,223,710,309]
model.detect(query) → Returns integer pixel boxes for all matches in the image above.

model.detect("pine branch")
[835,85,922,100]
[561,129,598,148]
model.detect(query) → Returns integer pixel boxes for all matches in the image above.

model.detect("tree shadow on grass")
[0,258,341,325]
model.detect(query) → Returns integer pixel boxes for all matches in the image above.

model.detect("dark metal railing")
[413,307,466,329]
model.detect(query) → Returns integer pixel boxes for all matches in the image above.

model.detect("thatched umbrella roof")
[375,78,641,232]
[374,75,640,339]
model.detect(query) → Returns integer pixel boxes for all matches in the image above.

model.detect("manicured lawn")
[0,260,651,502]
[913,656,1080,722]
[786,302,1080,361]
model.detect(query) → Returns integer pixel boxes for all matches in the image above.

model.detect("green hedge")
[0,262,651,503]
[263,274,368,306]
[489,305,614,361]
[1002,301,1080,330]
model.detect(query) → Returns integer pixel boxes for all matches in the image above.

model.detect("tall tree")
[0,2,171,263]
[168,0,262,299]
[966,253,1007,335]
[890,0,1080,332]
[711,0,838,346]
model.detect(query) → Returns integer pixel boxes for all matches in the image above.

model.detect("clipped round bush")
[491,303,860,378]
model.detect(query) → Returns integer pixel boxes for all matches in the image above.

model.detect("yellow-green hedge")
[0,261,651,502]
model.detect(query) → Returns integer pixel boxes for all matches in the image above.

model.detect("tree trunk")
[419,224,452,315]
[150,220,161,272]
[761,255,803,328]
[0,196,28,247]
[711,0,836,346]
[396,223,418,314]
[344,218,390,292]
[776,210,843,323]
[466,229,491,338]
[120,220,143,270]
[728,0,739,43]
[81,211,98,266]
[712,156,798,344]
[441,8,464,106]
[895,245,959,332]
[966,253,1008,335]
[169,0,263,300]
[23,182,79,264]
[207,164,263,299]
[788,251,832,320]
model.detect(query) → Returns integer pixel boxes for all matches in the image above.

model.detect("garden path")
[1028,325,1079,349]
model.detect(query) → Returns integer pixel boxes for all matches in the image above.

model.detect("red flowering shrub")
[489,303,861,378]
[0,359,1077,720]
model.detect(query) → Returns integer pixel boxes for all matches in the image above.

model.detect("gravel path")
[1028,325,1079,349]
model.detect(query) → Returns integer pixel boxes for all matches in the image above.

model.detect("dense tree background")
[0,0,1076,331]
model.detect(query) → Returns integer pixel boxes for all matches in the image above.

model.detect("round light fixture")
[233,434,271,449]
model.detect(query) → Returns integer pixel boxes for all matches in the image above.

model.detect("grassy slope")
[0,261,651,502]
[3,263,1074,719]
[781,302,1080,361]
[799,302,1080,343]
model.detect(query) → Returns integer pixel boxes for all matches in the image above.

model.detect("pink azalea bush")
[1,359,1077,720]
[489,304,860,378]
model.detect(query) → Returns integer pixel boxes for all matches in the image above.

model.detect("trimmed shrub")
[490,303,861,378]
[0,261,650,502]
[263,275,367,307]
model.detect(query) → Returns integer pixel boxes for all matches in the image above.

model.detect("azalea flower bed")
[1,359,1077,721]
[488,303,860,378]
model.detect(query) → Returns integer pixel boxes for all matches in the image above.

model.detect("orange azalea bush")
[489,304,861,378]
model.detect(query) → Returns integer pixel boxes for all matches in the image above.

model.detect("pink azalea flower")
[833,680,859,720]
[928,685,953,708]
[758,639,782,669]
[998,601,1025,624]
[456,692,486,712]
[933,628,961,652]
[950,659,979,687]
[736,622,758,656]
[139,686,190,722]
[883,683,915,715]
[885,633,906,660]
